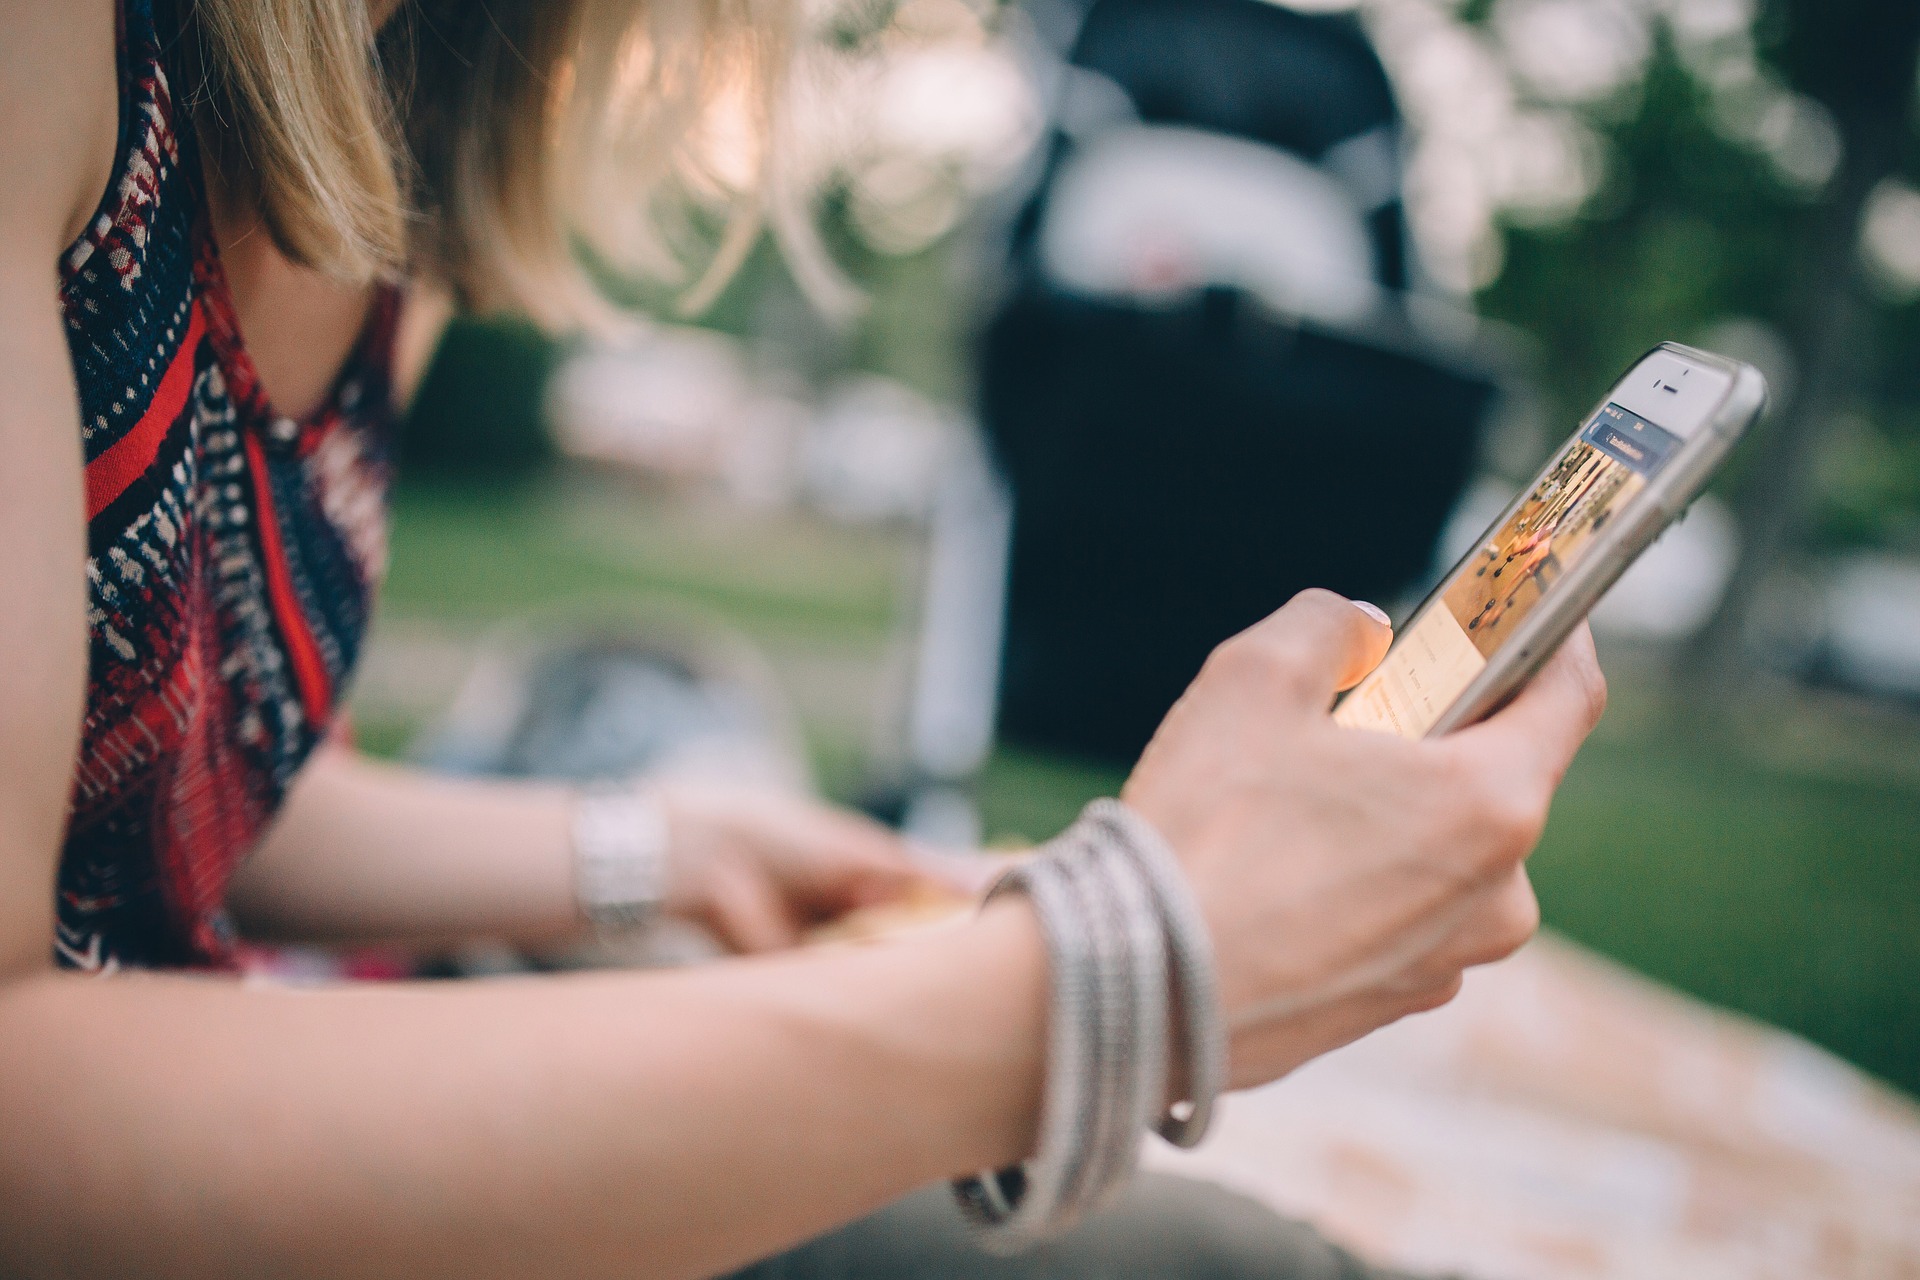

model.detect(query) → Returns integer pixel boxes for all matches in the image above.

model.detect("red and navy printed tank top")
[55,0,398,971]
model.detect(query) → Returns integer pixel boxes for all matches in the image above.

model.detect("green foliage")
[398,315,563,481]
[1474,17,1920,551]
[380,479,909,638]
[1479,39,1802,432]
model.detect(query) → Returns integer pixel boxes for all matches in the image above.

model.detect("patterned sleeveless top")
[55,0,399,972]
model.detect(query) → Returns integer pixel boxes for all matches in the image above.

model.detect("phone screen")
[1334,401,1686,738]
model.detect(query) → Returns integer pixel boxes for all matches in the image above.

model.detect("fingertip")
[910,849,1002,896]
[1538,622,1609,731]
[1351,600,1392,629]
[1253,589,1396,697]
[709,859,802,954]
[1283,587,1359,620]
[868,861,945,902]
[820,809,918,866]
[1342,600,1394,691]
[1409,973,1466,1015]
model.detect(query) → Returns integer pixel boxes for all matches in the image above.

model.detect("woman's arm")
[233,266,932,956]
[0,0,117,975]
[227,750,586,950]
[0,305,1595,1280]
[0,11,1606,1275]
[1,590,1600,1280]
[228,749,939,953]
[0,19,1048,1276]
[0,907,1051,1280]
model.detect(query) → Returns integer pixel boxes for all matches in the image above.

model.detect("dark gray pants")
[727,1174,1442,1280]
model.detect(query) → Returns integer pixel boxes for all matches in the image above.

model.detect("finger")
[1429,866,1540,972]
[1397,972,1467,1016]
[1449,622,1607,794]
[702,858,803,954]
[1339,600,1396,691]
[812,807,921,875]
[838,862,943,913]
[1220,589,1395,710]
[910,847,1017,896]
[789,809,933,911]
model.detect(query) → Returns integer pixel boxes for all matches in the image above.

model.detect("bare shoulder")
[0,0,122,256]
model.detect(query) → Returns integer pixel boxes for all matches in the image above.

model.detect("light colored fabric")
[1146,934,1920,1279]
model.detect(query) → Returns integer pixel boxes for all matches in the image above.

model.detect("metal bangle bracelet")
[953,810,1180,1250]
[1083,798,1226,1148]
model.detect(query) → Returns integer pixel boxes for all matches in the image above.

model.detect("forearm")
[0,902,1046,1280]
[231,746,583,950]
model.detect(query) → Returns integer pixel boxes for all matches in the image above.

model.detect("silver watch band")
[571,787,671,930]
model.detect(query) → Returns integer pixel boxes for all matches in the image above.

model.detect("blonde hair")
[185,0,835,327]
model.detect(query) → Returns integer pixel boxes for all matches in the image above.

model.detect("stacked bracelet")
[953,799,1225,1250]
[1082,799,1225,1147]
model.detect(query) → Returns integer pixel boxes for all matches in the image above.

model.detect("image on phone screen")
[1334,401,1685,739]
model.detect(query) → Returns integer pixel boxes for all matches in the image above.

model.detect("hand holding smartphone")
[1334,343,1767,738]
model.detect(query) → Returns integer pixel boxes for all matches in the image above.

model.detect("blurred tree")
[1478,40,1801,438]
[1470,0,1920,688]
[1685,0,1920,682]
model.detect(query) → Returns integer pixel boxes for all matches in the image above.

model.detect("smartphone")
[1333,342,1768,739]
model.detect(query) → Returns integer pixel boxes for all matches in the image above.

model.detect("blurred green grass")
[369,478,1920,1099]
[380,478,910,639]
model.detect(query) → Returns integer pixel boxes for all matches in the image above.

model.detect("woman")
[0,0,1607,1276]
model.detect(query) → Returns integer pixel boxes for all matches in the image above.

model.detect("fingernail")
[1352,600,1392,628]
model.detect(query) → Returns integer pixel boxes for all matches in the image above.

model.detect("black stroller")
[973,0,1505,767]
[405,0,1516,862]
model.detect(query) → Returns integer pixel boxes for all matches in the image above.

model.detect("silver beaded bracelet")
[571,786,671,931]
[953,800,1224,1249]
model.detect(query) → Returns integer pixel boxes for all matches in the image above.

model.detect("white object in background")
[547,327,809,511]
[548,327,751,478]
[1822,555,1920,698]
[899,428,1013,850]
[1590,493,1739,639]
[802,377,958,524]
[1038,125,1381,324]
[868,43,1044,191]
[907,428,1014,782]
[901,784,986,852]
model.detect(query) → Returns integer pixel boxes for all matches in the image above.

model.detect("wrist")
[930,898,1051,1174]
